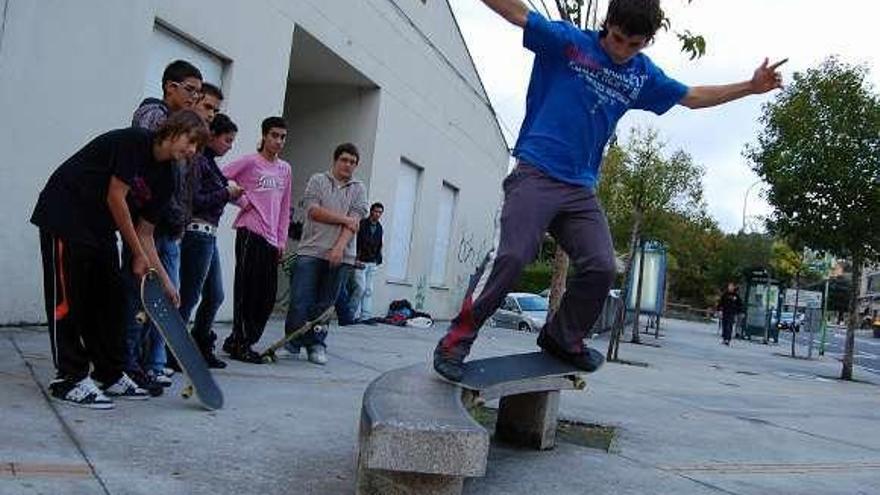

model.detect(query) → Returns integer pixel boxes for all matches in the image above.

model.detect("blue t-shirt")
[513,11,689,188]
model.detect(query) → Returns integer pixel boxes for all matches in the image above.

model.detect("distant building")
[0,1,509,324]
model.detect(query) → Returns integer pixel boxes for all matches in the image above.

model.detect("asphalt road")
[783,325,880,375]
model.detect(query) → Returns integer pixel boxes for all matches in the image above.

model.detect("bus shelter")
[739,268,782,343]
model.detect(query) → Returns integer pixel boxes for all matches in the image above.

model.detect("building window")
[430,182,458,285]
[143,22,224,100]
[387,160,422,280]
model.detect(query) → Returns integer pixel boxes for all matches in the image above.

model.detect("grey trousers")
[439,163,616,359]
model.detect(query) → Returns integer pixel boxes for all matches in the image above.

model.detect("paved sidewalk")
[2,317,880,495]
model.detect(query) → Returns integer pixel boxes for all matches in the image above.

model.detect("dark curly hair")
[602,0,664,39]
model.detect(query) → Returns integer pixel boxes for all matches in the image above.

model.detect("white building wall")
[0,0,507,324]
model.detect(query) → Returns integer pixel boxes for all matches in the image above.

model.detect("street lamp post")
[741,180,763,233]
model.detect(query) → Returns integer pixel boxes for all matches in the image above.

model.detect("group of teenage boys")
[32,58,378,409]
[31,0,786,409]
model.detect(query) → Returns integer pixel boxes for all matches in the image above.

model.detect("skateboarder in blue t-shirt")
[434,0,787,381]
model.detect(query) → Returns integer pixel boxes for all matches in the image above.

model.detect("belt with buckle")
[186,222,217,235]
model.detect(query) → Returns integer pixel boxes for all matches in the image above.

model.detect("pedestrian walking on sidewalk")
[717,282,743,345]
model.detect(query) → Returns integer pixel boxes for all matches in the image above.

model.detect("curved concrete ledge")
[356,362,586,494]
[357,364,490,494]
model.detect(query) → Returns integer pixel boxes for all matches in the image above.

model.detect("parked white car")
[489,292,548,332]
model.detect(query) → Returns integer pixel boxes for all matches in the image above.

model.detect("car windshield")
[517,296,548,312]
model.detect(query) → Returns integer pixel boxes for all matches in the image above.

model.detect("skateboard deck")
[444,350,602,392]
[139,270,223,410]
[260,306,334,363]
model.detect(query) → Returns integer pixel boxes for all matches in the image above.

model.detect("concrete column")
[495,391,560,450]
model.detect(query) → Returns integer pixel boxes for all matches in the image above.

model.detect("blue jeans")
[179,230,224,349]
[334,269,358,325]
[284,256,353,349]
[123,234,179,373]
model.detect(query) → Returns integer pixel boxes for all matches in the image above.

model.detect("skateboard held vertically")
[138,270,224,410]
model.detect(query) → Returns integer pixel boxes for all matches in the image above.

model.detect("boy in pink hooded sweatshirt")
[221,116,291,363]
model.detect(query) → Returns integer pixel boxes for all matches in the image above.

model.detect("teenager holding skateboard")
[434,0,787,381]
[283,143,367,365]
[31,110,209,408]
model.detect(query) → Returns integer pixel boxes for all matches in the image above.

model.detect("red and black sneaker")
[537,332,605,372]
[433,342,465,382]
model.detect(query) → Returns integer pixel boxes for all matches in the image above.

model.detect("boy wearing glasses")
[132,59,203,131]
[433,0,787,382]
[127,59,203,392]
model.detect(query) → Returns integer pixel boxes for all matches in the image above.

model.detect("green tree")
[603,127,705,357]
[746,57,880,380]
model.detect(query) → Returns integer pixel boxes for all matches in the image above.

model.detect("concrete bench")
[356,363,584,494]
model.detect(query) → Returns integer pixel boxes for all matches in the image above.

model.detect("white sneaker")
[50,377,114,410]
[101,373,150,400]
[307,346,327,365]
[148,370,173,387]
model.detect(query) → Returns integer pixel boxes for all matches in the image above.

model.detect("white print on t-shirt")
[255,174,284,191]
[564,44,648,112]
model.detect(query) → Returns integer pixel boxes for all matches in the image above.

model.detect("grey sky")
[449,0,880,232]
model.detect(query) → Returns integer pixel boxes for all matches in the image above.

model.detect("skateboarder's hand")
[132,253,150,278]
[327,246,344,267]
[751,58,787,94]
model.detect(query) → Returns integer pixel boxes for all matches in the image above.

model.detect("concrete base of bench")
[356,362,584,493]
[356,365,489,495]
[495,390,561,450]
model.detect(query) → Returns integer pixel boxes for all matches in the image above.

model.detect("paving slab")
[1,316,879,495]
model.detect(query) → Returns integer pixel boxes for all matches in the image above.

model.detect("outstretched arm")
[681,58,787,109]
[480,0,529,28]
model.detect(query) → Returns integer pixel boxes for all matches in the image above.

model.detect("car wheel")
[518,322,531,333]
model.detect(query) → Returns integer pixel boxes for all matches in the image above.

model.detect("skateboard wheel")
[182,384,193,399]
[572,376,586,390]
[135,311,147,325]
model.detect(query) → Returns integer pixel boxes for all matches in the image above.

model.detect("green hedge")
[515,262,553,294]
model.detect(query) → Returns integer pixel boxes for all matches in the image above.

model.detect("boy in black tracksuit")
[29,110,208,409]
[717,283,743,345]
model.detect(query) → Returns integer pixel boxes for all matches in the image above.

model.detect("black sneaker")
[203,351,227,369]
[127,370,164,397]
[222,337,238,356]
[433,343,465,382]
[49,377,114,410]
[229,345,264,364]
[537,332,605,372]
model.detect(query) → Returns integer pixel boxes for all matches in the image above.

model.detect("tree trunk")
[630,240,646,344]
[548,246,569,319]
[791,267,800,358]
[841,254,861,380]
[607,211,642,361]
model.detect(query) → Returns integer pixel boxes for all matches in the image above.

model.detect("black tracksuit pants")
[228,228,278,348]
[38,230,125,385]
